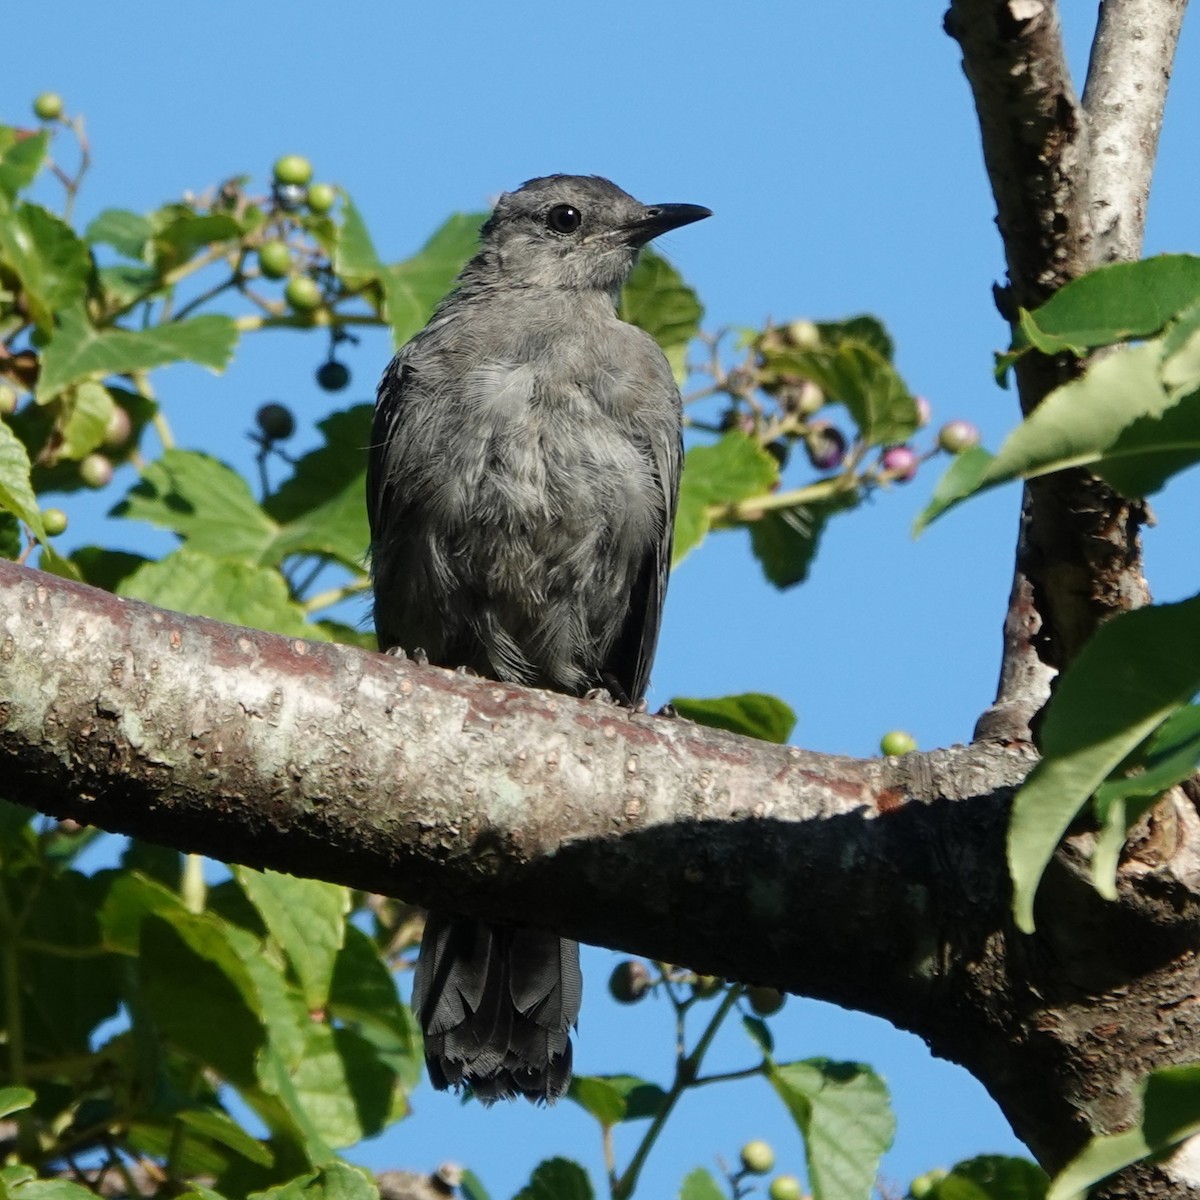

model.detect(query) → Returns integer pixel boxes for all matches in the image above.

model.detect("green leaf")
[914,447,996,533]
[458,1170,491,1200]
[930,1155,1048,1200]
[334,195,382,283]
[1091,704,1200,898]
[514,1158,594,1200]
[114,449,279,563]
[60,381,116,460]
[674,433,779,564]
[568,1075,666,1126]
[70,546,150,592]
[1010,255,1200,362]
[1009,594,1200,933]
[37,307,239,401]
[263,405,371,569]
[743,1014,774,1055]
[677,1167,726,1200]
[0,419,47,540]
[619,250,704,383]
[779,341,919,447]
[176,1108,274,1168]
[136,914,264,1086]
[98,869,187,954]
[817,315,895,361]
[282,1022,396,1147]
[86,208,154,258]
[3,1179,99,1200]
[0,1087,35,1119]
[0,199,90,329]
[0,511,20,560]
[152,213,243,268]
[1048,1064,1200,1200]
[671,693,796,743]
[749,492,859,588]
[234,867,348,1010]
[380,212,485,346]
[119,548,327,639]
[768,1059,895,1200]
[0,129,48,198]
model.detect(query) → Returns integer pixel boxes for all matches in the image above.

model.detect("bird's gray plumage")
[368,174,709,1102]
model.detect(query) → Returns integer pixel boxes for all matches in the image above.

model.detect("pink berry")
[881,445,918,482]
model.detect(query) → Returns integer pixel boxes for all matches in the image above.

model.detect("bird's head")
[476,174,710,295]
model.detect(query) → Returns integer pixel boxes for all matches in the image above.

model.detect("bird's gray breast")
[380,324,673,693]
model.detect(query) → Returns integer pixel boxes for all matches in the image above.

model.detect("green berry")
[909,1168,948,1199]
[740,1140,775,1175]
[33,92,64,121]
[769,1176,804,1200]
[937,419,982,455]
[691,974,722,999]
[608,960,651,1004]
[0,385,18,416]
[306,182,336,214]
[272,154,313,186]
[256,402,296,441]
[880,730,918,757]
[41,508,68,537]
[258,240,292,279]
[79,454,114,489]
[747,985,785,1016]
[316,360,350,391]
[284,276,322,312]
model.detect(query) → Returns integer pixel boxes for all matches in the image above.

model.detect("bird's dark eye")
[546,204,582,234]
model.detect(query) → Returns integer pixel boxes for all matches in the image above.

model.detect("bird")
[367,174,711,1102]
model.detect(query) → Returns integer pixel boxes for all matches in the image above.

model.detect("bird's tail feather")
[412,913,581,1103]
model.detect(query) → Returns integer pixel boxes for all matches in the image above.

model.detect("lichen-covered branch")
[4,561,1200,1185]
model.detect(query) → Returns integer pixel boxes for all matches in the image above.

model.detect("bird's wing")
[367,354,413,546]
[600,422,682,704]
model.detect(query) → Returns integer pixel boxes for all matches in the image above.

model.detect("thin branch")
[1083,0,1190,264]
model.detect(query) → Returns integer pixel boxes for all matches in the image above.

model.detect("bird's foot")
[383,645,430,665]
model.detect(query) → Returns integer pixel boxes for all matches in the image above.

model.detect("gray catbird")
[367,175,710,1102]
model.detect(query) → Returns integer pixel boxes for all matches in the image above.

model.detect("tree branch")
[4,560,1200,1181]
[1083,0,1190,264]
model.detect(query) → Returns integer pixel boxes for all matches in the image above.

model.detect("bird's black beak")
[624,202,713,248]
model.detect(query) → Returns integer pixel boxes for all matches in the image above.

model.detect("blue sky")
[6,3,1198,1197]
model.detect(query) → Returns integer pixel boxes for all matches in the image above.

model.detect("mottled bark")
[3,562,1200,1194]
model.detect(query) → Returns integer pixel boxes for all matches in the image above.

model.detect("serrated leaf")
[619,250,704,383]
[568,1075,666,1126]
[768,1059,895,1200]
[119,547,327,639]
[234,867,348,1010]
[0,199,90,329]
[0,419,46,539]
[1009,593,1200,933]
[749,492,859,588]
[671,693,796,743]
[674,433,779,564]
[514,1158,594,1200]
[1048,1064,1200,1200]
[264,405,371,569]
[114,449,278,563]
[0,1087,35,1119]
[334,196,382,283]
[677,1167,725,1200]
[778,341,919,447]
[69,546,149,592]
[37,307,238,401]
[380,212,485,346]
[1010,255,1200,362]
[932,1155,1048,1200]
[86,208,154,258]
[0,129,48,198]
[152,213,243,267]
[817,315,894,361]
[138,912,265,1087]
